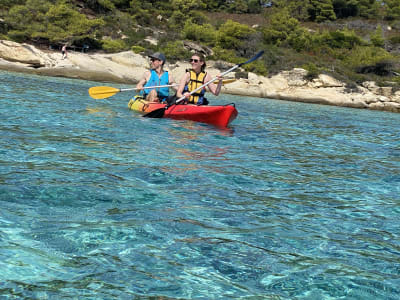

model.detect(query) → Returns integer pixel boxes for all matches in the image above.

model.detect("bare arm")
[136,70,151,90]
[168,73,177,91]
[206,73,223,96]
[177,72,190,98]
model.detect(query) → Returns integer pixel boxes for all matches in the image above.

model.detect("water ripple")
[1,71,399,299]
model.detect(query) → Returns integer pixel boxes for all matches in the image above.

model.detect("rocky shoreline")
[1,40,399,113]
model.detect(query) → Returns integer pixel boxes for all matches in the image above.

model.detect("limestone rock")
[311,74,344,88]
[362,81,378,90]
[383,102,400,112]
[362,81,393,97]
[183,41,213,56]
[281,68,308,87]
[362,94,379,104]
[379,87,393,97]
[369,102,385,110]
[144,37,158,45]
[0,40,44,66]
[248,72,262,85]
[268,74,289,90]
[108,51,147,68]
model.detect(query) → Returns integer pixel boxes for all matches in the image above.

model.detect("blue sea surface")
[0,70,399,299]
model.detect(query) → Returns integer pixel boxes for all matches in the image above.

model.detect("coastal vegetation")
[1,0,399,87]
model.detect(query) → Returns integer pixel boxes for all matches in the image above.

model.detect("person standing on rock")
[61,44,67,59]
[136,52,176,103]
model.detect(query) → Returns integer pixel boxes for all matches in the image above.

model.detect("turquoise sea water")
[0,70,399,299]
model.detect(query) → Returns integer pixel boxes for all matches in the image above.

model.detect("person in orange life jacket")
[136,52,176,103]
[176,52,223,105]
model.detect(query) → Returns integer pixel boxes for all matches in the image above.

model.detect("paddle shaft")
[119,80,233,93]
[105,80,233,94]
[89,79,237,99]
[121,84,177,92]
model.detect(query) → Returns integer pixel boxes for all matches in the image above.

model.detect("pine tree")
[384,0,400,20]
[308,0,337,22]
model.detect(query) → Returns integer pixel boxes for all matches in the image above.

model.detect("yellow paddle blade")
[88,86,120,99]
[222,78,236,85]
[212,78,236,85]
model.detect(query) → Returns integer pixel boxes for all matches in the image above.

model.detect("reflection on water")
[167,121,235,139]
[85,106,116,116]
[0,71,399,299]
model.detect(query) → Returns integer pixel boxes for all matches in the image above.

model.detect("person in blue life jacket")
[136,52,176,103]
[176,52,223,105]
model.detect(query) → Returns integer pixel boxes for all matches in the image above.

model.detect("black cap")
[149,52,166,62]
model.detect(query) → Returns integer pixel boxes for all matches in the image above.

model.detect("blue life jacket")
[142,69,169,101]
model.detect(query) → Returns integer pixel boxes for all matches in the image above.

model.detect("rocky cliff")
[1,40,399,113]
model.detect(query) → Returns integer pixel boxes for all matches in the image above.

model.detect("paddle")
[88,79,235,99]
[88,84,177,99]
[143,50,264,118]
[214,78,235,85]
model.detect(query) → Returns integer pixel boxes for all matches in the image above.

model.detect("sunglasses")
[189,58,199,63]
[150,58,160,62]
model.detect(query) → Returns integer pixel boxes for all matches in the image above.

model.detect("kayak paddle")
[89,80,235,100]
[88,84,177,99]
[143,50,264,118]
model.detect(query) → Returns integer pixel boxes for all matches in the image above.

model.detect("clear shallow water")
[0,70,399,299]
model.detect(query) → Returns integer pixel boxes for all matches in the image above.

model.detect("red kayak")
[128,97,238,127]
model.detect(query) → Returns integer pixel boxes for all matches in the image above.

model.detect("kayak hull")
[128,97,238,127]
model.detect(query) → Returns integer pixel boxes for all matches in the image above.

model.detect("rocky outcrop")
[0,39,399,113]
[225,69,400,113]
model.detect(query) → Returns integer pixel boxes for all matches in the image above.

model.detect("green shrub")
[216,20,255,50]
[6,1,105,44]
[389,35,400,44]
[188,10,209,25]
[287,28,314,52]
[168,11,187,31]
[131,45,145,53]
[262,10,300,46]
[7,30,27,43]
[370,25,385,47]
[182,21,216,45]
[211,46,239,63]
[101,39,126,52]
[315,28,366,49]
[303,62,320,80]
[392,77,400,86]
[244,62,268,76]
[343,46,394,75]
[161,40,191,62]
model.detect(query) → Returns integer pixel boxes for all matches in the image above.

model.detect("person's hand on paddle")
[136,82,145,92]
[215,74,223,88]
[182,92,191,102]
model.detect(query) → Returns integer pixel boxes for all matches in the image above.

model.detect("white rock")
[312,74,344,88]
[0,40,44,66]
[369,102,385,110]
[362,81,378,89]
[248,72,260,84]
